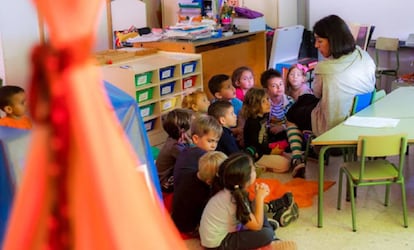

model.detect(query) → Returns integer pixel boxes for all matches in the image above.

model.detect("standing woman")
[286,15,376,136]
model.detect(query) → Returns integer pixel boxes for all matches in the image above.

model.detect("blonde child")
[231,66,255,102]
[173,114,223,188]
[156,108,193,192]
[172,151,227,236]
[286,64,313,101]
[0,85,32,129]
[181,90,210,114]
[199,152,297,250]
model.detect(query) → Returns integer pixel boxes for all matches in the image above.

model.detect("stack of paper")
[344,116,400,128]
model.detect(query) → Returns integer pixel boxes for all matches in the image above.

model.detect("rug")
[248,178,335,208]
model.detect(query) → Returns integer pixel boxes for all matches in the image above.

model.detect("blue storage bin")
[160,81,175,96]
[181,61,197,75]
[159,66,175,80]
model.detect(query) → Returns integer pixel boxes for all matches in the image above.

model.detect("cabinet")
[101,51,203,146]
[134,31,266,100]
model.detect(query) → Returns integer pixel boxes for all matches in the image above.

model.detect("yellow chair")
[337,134,408,232]
[375,37,399,89]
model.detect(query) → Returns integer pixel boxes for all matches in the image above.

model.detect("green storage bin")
[135,71,153,86]
[136,87,154,103]
[140,103,155,117]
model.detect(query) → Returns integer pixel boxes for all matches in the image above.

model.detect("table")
[311,87,414,227]
[134,31,266,99]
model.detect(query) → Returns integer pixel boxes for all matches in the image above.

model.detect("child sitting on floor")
[260,69,305,178]
[156,108,193,193]
[207,100,239,156]
[181,90,210,114]
[0,85,32,129]
[241,88,289,173]
[171,151,227,237]
[208,74,243,116]
[286,64,313,101]
[231,66,255,102]
[173,114,222,189]
[199,152,297,250]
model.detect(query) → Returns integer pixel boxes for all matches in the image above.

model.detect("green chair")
[372,89,386,103]
[337,133,408,232]
[304,91,375,164]
[375,37,400,89]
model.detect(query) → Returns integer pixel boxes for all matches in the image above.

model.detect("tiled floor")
[186,148,414,250]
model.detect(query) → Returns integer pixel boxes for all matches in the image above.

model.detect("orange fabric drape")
[3,0,185,249]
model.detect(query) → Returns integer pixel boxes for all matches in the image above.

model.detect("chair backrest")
[357,134,407,180]
[372,89,386,103]
[375,37,400,70]
[375,37,399,51]
[350,91,375,115]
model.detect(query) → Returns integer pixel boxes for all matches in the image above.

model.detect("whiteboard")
[268,25,304,69]
[308,0,414,41]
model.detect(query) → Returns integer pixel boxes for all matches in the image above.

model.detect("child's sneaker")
[267,192,299,227]
[291,158,306,179]
[267,218,279,231]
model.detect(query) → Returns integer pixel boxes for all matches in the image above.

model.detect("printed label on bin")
[145,122,151,131]
[162,86,172,95]
[183,64,193,74]
[137,75,148,85]
[183,78,193,89]
[163,100,173,110]
[162,70,172,79]
[139,92,149,102]
[141,107,150,117]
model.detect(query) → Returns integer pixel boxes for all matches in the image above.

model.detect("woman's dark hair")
[313,15,356,59]
[211,152,254,224]
[161,108,193,140]
[240,88,267,120]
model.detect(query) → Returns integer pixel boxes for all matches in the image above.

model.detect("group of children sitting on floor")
[156,64,312,249]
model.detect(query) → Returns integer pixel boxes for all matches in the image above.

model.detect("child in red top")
[0,85,32,129]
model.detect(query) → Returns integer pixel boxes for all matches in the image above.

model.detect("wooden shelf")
[100,51,203,146]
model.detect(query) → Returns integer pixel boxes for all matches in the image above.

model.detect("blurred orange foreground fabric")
[3,0,186,249]
[248,178,335,208]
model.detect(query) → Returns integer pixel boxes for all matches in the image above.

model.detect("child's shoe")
[291,158,306,179]
[267,192,299,227]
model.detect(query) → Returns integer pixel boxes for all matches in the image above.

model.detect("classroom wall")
[307,0,414,41]
[0,1,109,89]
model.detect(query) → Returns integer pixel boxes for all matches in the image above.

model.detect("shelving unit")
[101,51,203,146]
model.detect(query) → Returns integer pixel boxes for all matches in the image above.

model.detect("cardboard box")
[233,17,265,32]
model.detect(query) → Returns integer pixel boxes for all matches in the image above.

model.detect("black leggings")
[205,216,275,250]
[286,94,319,131]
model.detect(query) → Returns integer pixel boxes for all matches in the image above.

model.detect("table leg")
[318,146,330,228]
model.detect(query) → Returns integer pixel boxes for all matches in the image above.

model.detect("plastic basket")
[182,76,196,89]
[161,96,177,112]
[160,81,175,96]
[134,71,153,86]
[136,87,154,103]
[181,61,197,75]
[144,118,156,132]
[159,66,175,80]
[140,103,155,117]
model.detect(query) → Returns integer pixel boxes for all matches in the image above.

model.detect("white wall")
[244,0,298,28]
[308,0,414,41]
[0,0,40,88]
[0,1,110,89]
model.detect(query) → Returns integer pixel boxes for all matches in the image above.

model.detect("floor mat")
[248,178,335,208]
